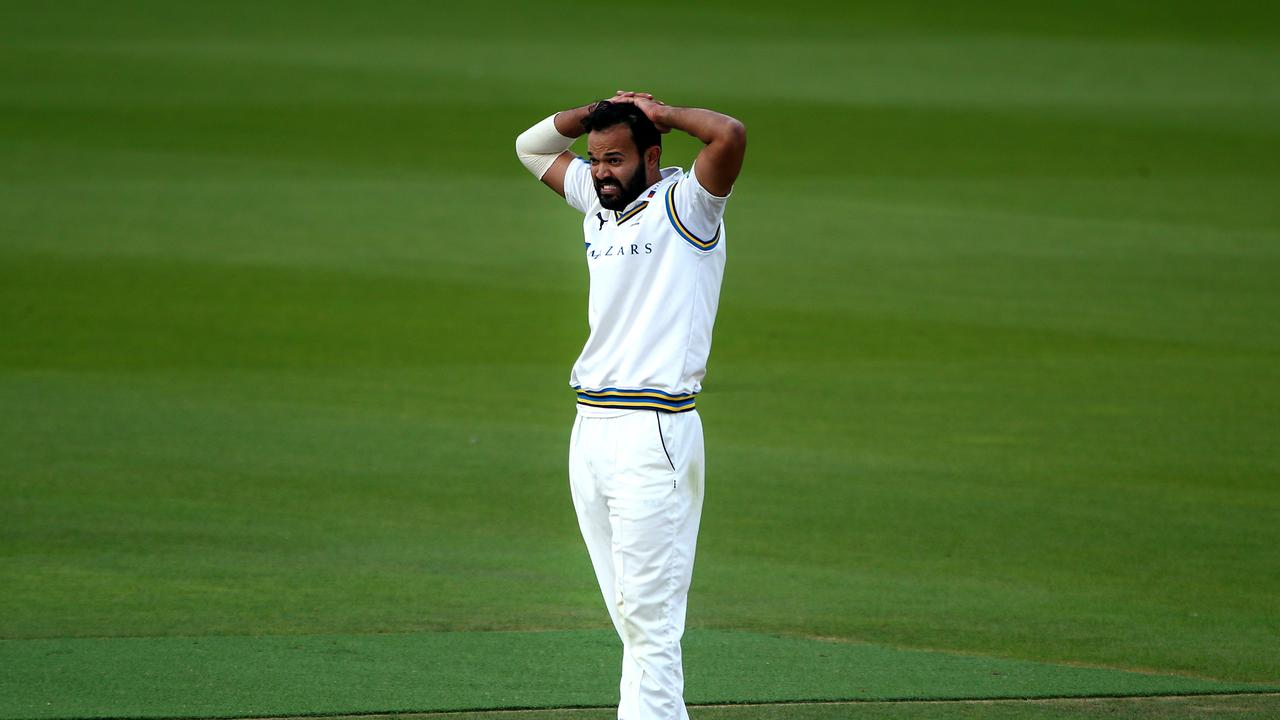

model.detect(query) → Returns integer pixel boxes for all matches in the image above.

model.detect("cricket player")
[515,92,745,719]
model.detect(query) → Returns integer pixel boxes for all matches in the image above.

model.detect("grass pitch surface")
[403,695,1280,720]
[2,0,1278,717]
[3,630,1273,719]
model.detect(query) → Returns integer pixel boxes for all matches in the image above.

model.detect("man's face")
[587,125,650,211]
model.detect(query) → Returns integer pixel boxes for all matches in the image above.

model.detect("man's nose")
[593,164,613,180]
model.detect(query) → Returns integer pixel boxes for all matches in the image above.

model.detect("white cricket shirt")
[563,158,729,414]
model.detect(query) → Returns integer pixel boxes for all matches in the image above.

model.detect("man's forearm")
[640,101,746,196]
[553,102,602,139]
[515,100,603,190]
[516,101,600,181]
[651,105,746,147]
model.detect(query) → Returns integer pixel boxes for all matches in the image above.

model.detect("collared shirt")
[563,159,730,414]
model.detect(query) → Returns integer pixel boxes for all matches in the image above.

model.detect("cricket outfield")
[1,1,1278,718]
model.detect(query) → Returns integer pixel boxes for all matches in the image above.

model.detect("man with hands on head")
[515,92,746,720]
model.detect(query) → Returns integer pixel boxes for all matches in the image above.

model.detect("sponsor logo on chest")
[588,240,653,260]
[585,191,661,262]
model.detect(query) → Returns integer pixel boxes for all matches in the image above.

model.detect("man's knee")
[618,593,678,651]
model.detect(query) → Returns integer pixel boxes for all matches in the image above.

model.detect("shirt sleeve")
[664,162,729,252]
[563,156,596,214]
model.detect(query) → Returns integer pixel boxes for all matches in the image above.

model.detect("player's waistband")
[574,386,697,413]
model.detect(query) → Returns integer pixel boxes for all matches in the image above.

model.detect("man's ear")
[646,145,661,170]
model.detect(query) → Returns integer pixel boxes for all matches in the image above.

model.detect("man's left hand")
[611,90,671,133]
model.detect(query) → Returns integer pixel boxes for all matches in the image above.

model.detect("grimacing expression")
[587,125,653,211]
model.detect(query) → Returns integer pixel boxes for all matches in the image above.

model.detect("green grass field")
[2,1,1278,718]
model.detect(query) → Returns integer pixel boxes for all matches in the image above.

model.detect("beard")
[594,163,648,211]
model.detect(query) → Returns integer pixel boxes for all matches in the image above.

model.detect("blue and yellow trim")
[575,386,697,413]
[614,201,649,225]
[665,182,721,251]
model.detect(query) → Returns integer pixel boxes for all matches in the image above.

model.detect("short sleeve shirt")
[561,158,730,414]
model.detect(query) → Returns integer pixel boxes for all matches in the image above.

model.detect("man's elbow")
[721,118,747,151]
[514,127,534,158]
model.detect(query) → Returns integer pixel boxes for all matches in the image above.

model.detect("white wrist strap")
[515,114,576,179]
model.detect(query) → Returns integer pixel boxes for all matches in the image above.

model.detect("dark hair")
[582,101,662,152]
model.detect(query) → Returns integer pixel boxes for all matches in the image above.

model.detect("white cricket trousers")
[569,408,705,720]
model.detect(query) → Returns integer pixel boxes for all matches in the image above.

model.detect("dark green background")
[2,0,1277,715]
